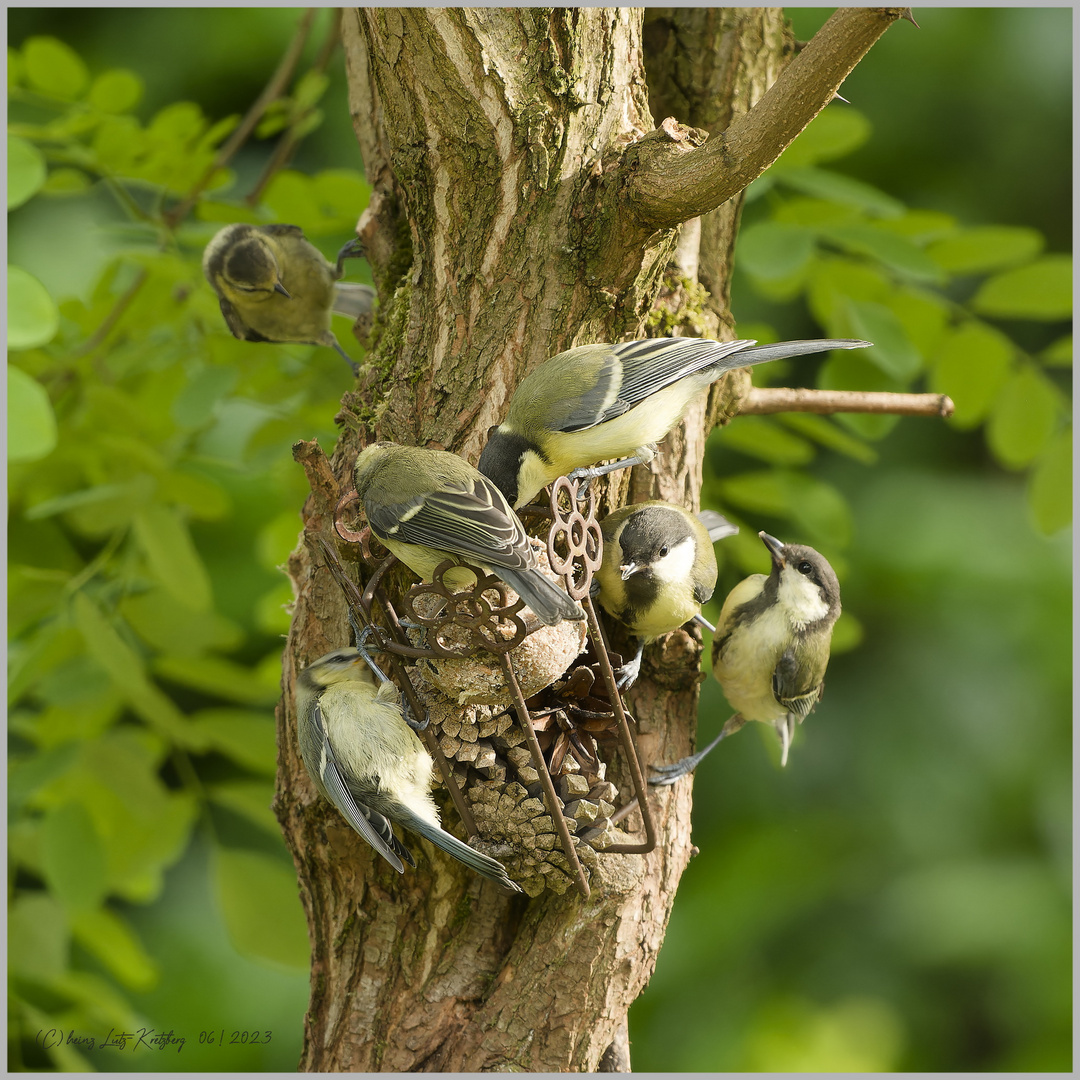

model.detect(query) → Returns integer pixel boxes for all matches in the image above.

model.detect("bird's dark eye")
[797,561,813,575]
[659,545,669,557]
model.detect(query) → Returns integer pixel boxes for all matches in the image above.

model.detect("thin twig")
[163,9,318,228]
[246,11,342,206]
[71,268,149,358]
[739,387,955,418]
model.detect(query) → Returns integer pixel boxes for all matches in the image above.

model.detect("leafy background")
[7,8,1071,1072]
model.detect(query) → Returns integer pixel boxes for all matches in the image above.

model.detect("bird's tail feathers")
[332,282,377,319]
[398,809,522,892]
[499,567,585,627]
[717,338,871,371]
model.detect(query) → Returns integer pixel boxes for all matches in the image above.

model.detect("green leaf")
[190,709,278,774]
[71,907,159,991]
[1027,428,1072,535]
[262,170,319,232]
[773,197,860,229]
[132,504,214,613]
[986,368,1063,469]
[776,166,904,218]
[927,226,1044,274]
[72,592,206,749]
[817,349,904,441]
[875,209,957,244]
[7,266,60,350]
[120,587,243,658]
[155,655,281,707]
[777,413,878,465]
[214,847,310,969]
[737,223,815,281]
[1041,335,1072,367]
[773,107,873,168]
[886,288,949,357]
[820,223,946,284]
[9,892,70,981]
[40,166,93,196]
[88,68,144,114]
[930,323,1013,429]
[172,364,238,428]
[8,135,47,209]
[208,780,280,835]
[972,256,1072,321]
[40,801,109,912]
[715,470,852,548]
[312,169,372,225]
[805,257,889,329]
[716,415,816,466]
[23,36,89,100]
[847,301,922,380]
[8,366,58,463]
[294,69,330,110]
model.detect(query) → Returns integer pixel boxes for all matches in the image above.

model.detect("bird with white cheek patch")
[651,531,841,782]
[595,502,737,688]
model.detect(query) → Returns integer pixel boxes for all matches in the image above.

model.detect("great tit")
[203,223,376,372]
[651,531,840,781]
[295,648,521,891]
[476,336,871,508]
[353,442,585,626]
[595,502,737,687]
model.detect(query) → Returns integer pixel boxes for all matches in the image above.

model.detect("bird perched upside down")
[295,647,520,891]
[203,223,376,373]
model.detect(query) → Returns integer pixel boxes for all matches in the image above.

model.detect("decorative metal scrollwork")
[546,476,602,600]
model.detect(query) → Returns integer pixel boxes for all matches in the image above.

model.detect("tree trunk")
[273,7,905,1071]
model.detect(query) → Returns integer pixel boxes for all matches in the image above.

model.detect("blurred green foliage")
[7,8,1071,1074]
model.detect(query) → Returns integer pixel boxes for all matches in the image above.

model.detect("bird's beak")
[759,531,786,569]
[274,280,292,298]
[619,562,640,580]
[776,715,795,767]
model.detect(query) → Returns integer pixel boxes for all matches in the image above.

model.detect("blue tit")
[652,531,841,782]
[203,223,375,373]
[595,502,737,687]
[353,442,585,627]
[295,648,520,891]
[477,336,870,508]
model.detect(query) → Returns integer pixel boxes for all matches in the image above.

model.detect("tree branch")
[740,386,955,418]
[625,7,911,230]
[163,9,317,228]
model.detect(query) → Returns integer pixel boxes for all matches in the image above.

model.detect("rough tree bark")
[273,7,909,1072]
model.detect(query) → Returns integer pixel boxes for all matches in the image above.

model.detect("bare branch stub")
[622,7,911,231]
[740,387,956,418]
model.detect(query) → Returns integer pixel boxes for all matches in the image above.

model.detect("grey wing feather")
[394,806,522,892]
[772,648,823,720]
[607,338,757,417]
[726,338,870,366]
[332,282,377,319]
[308,699,413,872]
[367,478,534,573]
[696,509,738,543]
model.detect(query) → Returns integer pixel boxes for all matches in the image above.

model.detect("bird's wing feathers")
[366,477,533,572]
[217,296,268,343]
[606,338,757,419]
[772,647,824,719]
[310,699,414,871]
[331,282,377,319]
[696,509,738,543]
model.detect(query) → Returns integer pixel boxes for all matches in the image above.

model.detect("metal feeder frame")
[329,475,657,900]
